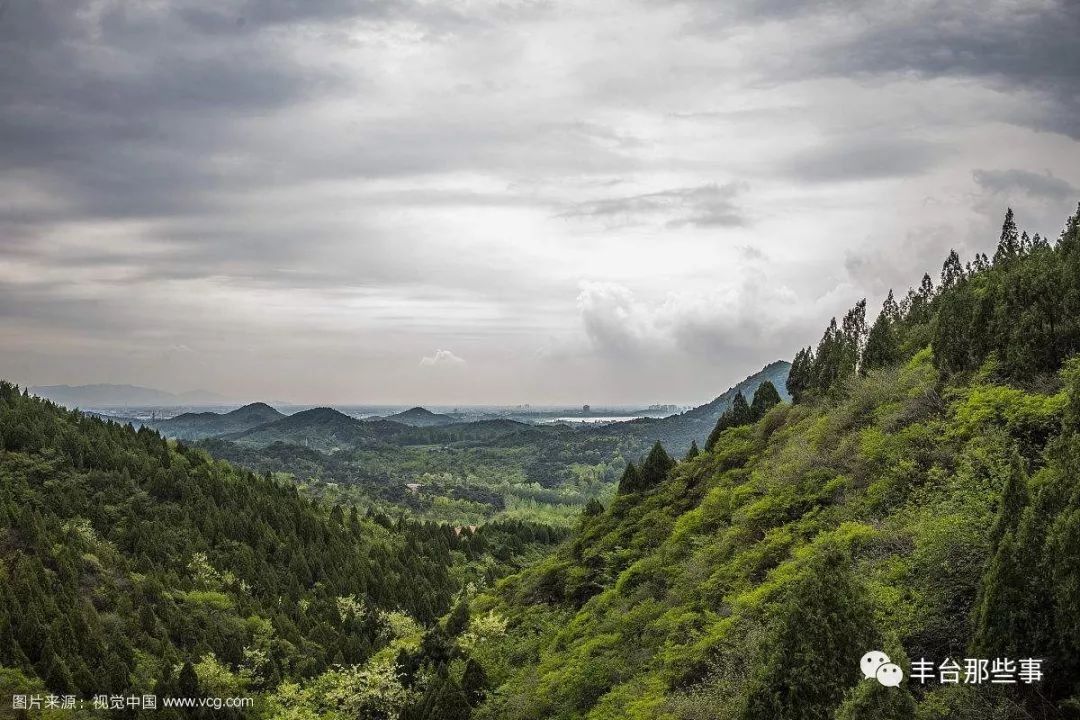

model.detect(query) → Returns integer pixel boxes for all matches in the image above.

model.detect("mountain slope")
[453,206,1080,720]
[0,384,571,715]
[0,384,464,702]
[603,360,790,454]
[152,401,285,440]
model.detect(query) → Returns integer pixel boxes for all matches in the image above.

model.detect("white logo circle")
[860,650,890,680]
[875,662,904,687]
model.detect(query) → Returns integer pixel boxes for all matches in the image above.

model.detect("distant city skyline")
[2,0,1079,404]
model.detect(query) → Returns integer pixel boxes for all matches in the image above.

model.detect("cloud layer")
[1,0,1078,404]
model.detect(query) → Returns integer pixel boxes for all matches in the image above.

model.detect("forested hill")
[385,407,456,427]
[457,206,1080,719]
[0,386,566,717]
[152,402,285,440]
[601,360,790,454]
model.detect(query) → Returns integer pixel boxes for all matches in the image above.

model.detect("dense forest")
[134,364,789,529]
[0,390,564,717]
[454,205,1080,719]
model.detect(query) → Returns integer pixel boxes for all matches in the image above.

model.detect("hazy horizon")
[3,1,1079,405]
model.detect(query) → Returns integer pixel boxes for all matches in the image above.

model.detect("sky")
[2,0,1079,405]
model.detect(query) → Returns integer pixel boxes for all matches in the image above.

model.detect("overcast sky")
[2,0,1079,405]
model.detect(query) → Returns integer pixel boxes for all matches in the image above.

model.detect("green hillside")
[181,366,789,528]
[444,206,1080,720]
[0,389,564,717]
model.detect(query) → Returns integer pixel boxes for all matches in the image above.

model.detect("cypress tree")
[729,393,752,426]
[834,679,917,720]
[177,661,200,699]
[638,442,675,490]
[444,601,470,637]
[862,307,899,373]
[616,462,642,495]
[993,207,1020,264]
[461,657,489,707]
[988,454,1029,550]
[741,543,878,720]
[750,382,781,420]
[940,248,964,289]
[787,347,814,402]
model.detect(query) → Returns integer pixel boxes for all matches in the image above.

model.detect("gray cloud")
[2,0,1080,403]
[973,169,1076,202]
[784,137,944,183]
[559,183,747,228]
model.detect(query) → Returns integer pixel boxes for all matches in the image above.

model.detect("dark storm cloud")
[973,169,1076,202]
[794,1,1078,138]
[559,183,747,228]
[0,0,345,223]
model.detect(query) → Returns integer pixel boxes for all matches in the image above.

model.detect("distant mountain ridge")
[134,361,790,456]
[384,406,455,427]
[153,402,285,440]
[595,359,791,453]
[30,383,226,407]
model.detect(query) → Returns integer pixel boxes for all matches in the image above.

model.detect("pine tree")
[988,454,1029,550]
[684,441,700,461]
[994,207,1020,264]
[749,382,781,420]
[972,453,1033,659]
[178,661,200,699]
[444,601,470,637]
[972,532,1028,658]
[638,442,675,490]
[461,657,489,707]
[787,347,814,402]
[616,462,642,495]
[940,249,964,289]
[582,498,604,517]
[862,298,900,373]
[729,393,752,426]
[833,679,917,720]
[741,543,878,720]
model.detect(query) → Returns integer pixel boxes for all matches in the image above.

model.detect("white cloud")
[419,349,466,367]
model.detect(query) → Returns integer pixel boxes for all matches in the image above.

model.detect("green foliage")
[740,543,878,720]
[834,680,917,720]
[638,442,676,492]
[0,384,568,718]
[749,382,782,420]
[467,205,1080,719]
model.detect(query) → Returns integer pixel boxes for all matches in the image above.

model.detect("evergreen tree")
[787,347,814,402]
[741,543,878,720]
[862,296,900,373]
[684,441,700,462]
[178,661,200,699]
[582,498,604,517]
[993,207,1020,264]
[616,462,643,495]
[749,382,781,420]
[729,393,752,426]
[988,454,1030,550]
[833,679,916,720]
[461,657,489,707]
[940,248,964,290]
[444,601,470,637]
[972,532,1028,658]
[638,442,675,490]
